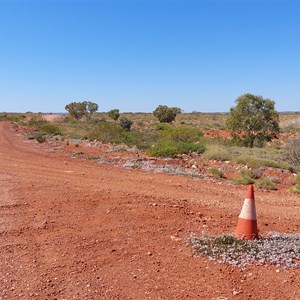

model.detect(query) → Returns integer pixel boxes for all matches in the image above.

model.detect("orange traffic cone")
[235,184,259,240]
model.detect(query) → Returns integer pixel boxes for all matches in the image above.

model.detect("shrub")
[0,114,8,121]
[207,167,223,179]
[108,109,120,122]
[147,141,205,157]
[231,176,255,185]
[28,116,47,128]
[159,126,203,143]
[88,121,155,149]
[289,174,300,194]
[7,115,23,123]
[88,122,124,144]
[153,105,180,123]
[27,132,46,143]
[235,156,290,170]
[119,117,133,131]
[240,168,255,179]
[147,125,205,157]
[284,139,300,167]
[255,177,277,190]
[289,184,300,194]
[295,173,300,185]
[204,145,232,161]
[36,134,46,143]
[41,123,62,135]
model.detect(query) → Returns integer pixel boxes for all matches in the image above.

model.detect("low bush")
[204,145,232,161]
[119,117,133,131]
[147,125,205,157]
[27,132,46,143]
[289,184,300,194]
[255,177,277,190]
[240,168,256,179]
[295,173,300,184]
[289,174,300,194]
[28,115,47,128]
[231,168,256,185]
[207,167,223,179]
[0,114,8,121]
[284,139,300,168]
[88,122,124,144]
[235,156,290,170]
[41,123,62,135]
[148,141,205,157]
[158,125,203,143]
[231,176,255,185]
[88,121,156,149]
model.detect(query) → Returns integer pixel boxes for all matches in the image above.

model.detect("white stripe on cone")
[238,198,257,220]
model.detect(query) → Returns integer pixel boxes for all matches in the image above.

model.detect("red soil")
[0,122,299,299]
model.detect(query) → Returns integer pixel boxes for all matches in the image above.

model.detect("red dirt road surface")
[0,122,299,300]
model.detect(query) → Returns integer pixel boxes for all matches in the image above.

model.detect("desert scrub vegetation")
[88,121,157,149]
[26,132,47,143]
[203,143,291,170]
[289,173,300,193]
[231,169,277,190]
[203,144,232,161]
[255,177,277,190]
[119,117,133,131]
[147,125,205,157]
[207,167,223,179]
[27,116,62,136]
[230,169,256,185]
[229,146,291,170]
[148,141,205,157]
[226,93,279,148]
[6,111,300,173]
[284,139,300,170]
[189,232,300,268]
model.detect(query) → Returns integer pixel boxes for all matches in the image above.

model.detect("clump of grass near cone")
[289,173,300,193]
[188,232,300,269]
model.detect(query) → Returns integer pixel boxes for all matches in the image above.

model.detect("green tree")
[108,109,120,122]
[65,101,98,120]
[153,105,180,123]
[65,102,87,120]
[226,93,279,148]
[86,101,99,120]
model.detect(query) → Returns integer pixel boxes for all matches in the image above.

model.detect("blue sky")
[0,0,299,113]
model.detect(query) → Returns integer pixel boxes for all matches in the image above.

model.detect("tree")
[65,101,98,120]
[108,109,120,122]
[226,93,279,148]
[153,105,180,123]
[65,102,87,120]
[86,101,99,120]
[171,107,182,115]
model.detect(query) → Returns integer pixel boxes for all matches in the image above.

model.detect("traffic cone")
[235,184,259,240]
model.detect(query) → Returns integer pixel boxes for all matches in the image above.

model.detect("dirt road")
[0,122,299,299]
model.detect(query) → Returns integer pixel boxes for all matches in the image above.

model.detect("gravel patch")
[123,160,204,178]
[189,232,300,269]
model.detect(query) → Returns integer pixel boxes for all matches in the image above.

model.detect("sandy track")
[0,122,299,300]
